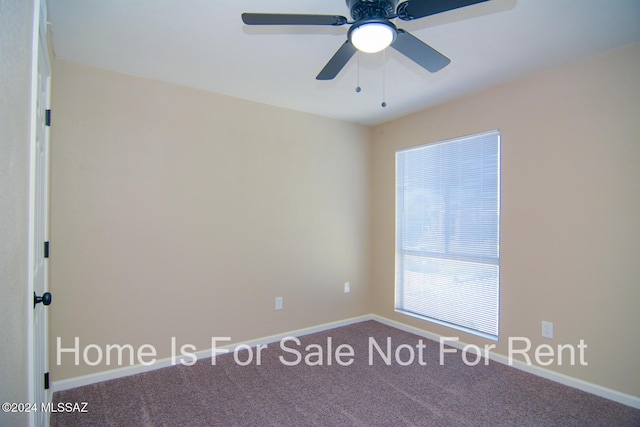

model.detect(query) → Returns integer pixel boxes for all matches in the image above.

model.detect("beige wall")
[0,0,35,425]
[49,60,372,380]
[371,43,640,397]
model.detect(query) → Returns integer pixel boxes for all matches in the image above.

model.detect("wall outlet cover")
[542,321,554,339]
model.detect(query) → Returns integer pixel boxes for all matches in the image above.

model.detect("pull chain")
[381,48,387,108]
[355,51,361,93]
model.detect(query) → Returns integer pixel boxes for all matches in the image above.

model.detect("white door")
[29,1,52,425]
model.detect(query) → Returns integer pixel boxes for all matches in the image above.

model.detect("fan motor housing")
[347,0,398,21]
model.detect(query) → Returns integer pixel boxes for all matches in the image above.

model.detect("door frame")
[27,0,52,425]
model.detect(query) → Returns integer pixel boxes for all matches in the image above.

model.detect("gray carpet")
[52,320,640,426]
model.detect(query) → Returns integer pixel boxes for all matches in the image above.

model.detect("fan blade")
[242,13,348,26]
[391,30,450,72]
[397,0,489,20]
[316,41,357,80]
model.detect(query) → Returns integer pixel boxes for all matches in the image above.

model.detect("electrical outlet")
[275,297,283,311]
[542,321,554,339]
[344,282,350,293]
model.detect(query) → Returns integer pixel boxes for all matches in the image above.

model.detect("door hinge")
[44,372,50,390]
[45,109,51,127]
[44,241,50,258]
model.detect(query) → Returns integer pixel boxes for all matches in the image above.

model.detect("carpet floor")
[52,320,640,426]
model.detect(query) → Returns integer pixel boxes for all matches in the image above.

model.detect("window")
[395,130,500,340]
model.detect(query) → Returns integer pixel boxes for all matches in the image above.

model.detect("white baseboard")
[52,313,640,410]
[370,314,640,410]
[51,314,373,393]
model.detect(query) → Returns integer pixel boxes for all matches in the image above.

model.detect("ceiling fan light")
[349,22,396,53]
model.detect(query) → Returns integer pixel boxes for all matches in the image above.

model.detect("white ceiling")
[48,0,640,126]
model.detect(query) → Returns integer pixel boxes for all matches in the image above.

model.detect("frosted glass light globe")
[350,22,395,53]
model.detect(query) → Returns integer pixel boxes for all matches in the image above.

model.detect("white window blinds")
[395,130,500,340]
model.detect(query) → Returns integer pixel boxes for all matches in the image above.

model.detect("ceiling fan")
[242,0,490,80]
